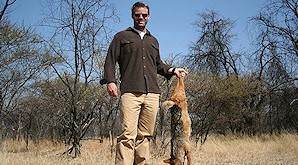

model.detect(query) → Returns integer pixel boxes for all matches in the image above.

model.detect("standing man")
[100,2,187,164]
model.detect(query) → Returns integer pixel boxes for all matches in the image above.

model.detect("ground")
[0,134,297,165]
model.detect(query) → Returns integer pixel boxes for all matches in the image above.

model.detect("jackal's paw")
[162,100,175,111]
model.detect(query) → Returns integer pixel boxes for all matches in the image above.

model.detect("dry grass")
[0,134,297,165]
[191,134,298,165]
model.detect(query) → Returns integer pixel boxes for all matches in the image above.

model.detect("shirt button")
[143,56,145,59]
[144,66,146,68]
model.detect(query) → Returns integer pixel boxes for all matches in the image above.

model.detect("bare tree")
[0,0,16,22]
[42,0,117,157]
[187,10,239,77]
[251,0,298,80]
[250,0,298,134]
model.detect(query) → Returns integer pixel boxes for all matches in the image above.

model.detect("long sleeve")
[100,36,120,85]
[100,27,172,93]
[154,43,173,80]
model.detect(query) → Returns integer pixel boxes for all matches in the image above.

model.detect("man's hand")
[171,68,188,78]
[107,82,118,97]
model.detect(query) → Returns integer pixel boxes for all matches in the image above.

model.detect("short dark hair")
[131,2,150,16]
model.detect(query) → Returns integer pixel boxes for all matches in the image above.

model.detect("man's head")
[131,2,150,31]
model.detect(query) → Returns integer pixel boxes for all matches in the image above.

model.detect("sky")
[8,0,267,59]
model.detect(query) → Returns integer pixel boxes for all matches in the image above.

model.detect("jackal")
[162,76,192,165]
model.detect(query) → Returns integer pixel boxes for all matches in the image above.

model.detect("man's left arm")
[155,46,188,78]
[156,55,188,79]
[156,54,172,80]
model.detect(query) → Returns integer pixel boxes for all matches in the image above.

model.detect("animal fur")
[162,77,192,165]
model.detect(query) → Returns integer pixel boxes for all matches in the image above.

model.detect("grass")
[190,134,298,164]
[0,134,297,165]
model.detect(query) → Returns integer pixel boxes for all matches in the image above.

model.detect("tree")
[251,0,298,133]
[253,0,298,59]
[0,0,16,22]
[187,10,239,77]
[0,20,53,138]
[42,0,117,157]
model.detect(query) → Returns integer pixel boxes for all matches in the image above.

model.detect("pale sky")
[9,0,267,58]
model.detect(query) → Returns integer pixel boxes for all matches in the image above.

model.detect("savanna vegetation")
[0,0,297,164]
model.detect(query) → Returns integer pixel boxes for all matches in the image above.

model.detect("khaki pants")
[115,92,160,165]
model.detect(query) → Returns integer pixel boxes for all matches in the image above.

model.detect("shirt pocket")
[151,43,159,52]
[120,39,134,55]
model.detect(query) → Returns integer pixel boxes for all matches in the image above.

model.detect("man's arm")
[156,53,188,79]
[154,42,188,78]
[107,82,118,97]
[100,35,120,97]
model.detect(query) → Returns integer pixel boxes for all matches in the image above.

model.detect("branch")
[0,0,16,21]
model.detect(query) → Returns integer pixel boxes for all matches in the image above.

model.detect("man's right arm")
[107,82,118,97]
[100,35,120,97]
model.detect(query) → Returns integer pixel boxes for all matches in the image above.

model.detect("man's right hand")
[107,82,118,97]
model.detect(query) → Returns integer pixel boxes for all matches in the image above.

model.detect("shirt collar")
[127,27,151,36]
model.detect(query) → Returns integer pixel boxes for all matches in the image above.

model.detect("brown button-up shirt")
[100,27,173,94]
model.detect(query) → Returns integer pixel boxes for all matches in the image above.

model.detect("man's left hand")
[173,68,188,78]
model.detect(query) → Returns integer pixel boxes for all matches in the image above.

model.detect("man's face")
[132,7,149,31]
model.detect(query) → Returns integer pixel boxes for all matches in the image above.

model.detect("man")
[100,2,187,164]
